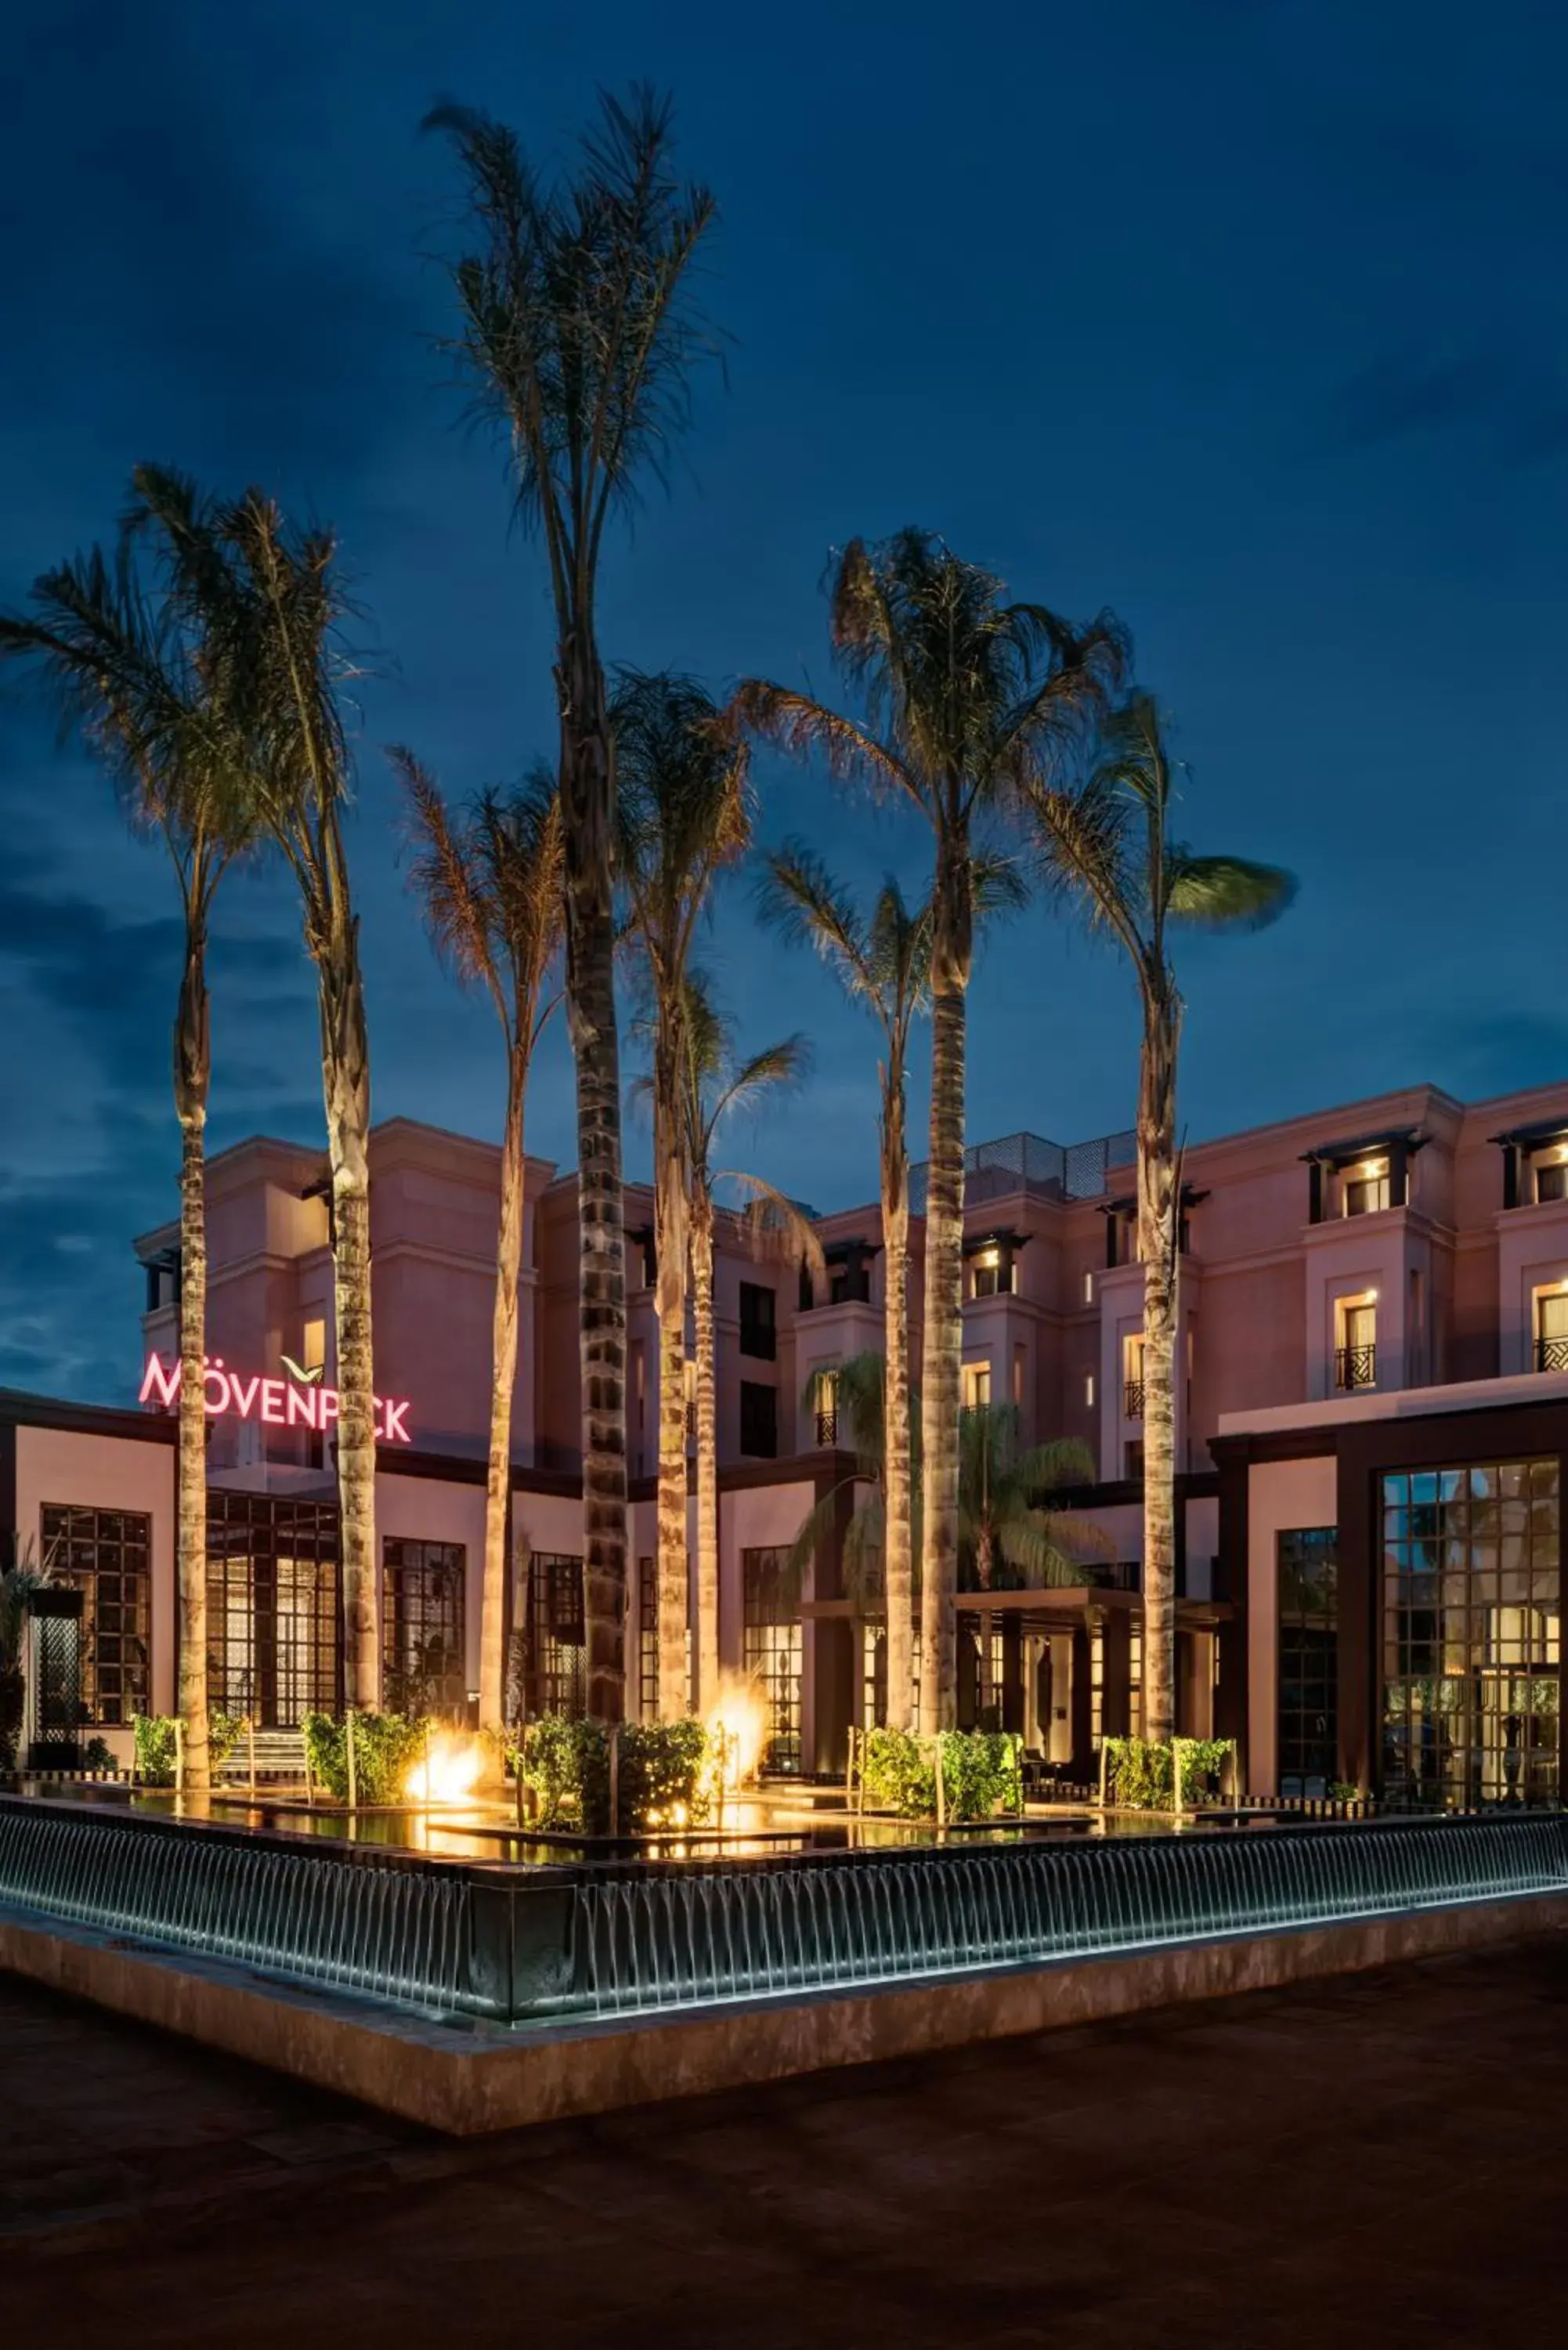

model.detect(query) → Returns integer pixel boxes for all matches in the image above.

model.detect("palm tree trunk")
[559,628,627,1723]
[692,1199,719,1713]
[975,1525,995,1724]
[880,1103,913,1732]
[316,908,378,1713]
[918,850,970,1735]
[481,1058,525,1734]
[654,1079,690,1722]
[174,936,210,1792]
[1137,987,1181,1748]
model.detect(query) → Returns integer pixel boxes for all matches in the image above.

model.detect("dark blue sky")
[3,0,1565,1406]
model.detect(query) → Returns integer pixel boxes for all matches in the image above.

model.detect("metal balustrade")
[2,1794,1565,2030]
[1335,1343,1377,1391]
[1535,1336,1568,1373]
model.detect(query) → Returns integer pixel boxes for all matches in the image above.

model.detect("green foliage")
[1328,1781,1363,1805]
[858,1726,1021,1821]
[81,1738,117,1773]
[860,1727,934,1817]
[515,1715,712,1834]
[1103,1736,1234,1810]
[938,1730,1022,1821]
[302,1712,427,1806]
[132,1711,243,1788]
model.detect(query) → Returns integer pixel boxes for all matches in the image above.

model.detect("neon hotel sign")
[139,1356,414,1445]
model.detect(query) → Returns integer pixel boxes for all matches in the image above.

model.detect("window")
[301,1315,326,1375]
[1123,1439,1144,1480]
[1084,1372,1096,1409]
[962,1361,992,1410]
[522,1552,585,1719]
[41,1505,150,1728]
[1342,1158,1389,1217]
[739,1281,777,1361]
[207,1492,339,1726]
[1082,1270,1095,1306]
[1122,1333,1146,1420]
[1012,1345,1027,1408]
[143,1253,179,1313]
[742,1547,801,1773]
[813,1368,839,1448]
[1534,1284,1568,1374]
[1537,1153,1568,1204]
[969,1246,1014,1300]
[383,1538,466,1716]
[739,1380,778,1458]
[826,1251,873,1305]
[1277,1528,1338,1795]
[1382,1462,1559,1810]
[1335,1295,1377,1390]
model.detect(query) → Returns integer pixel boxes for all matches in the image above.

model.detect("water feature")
[0,1789,1563,2030]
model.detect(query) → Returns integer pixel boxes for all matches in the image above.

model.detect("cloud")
[1323,349,1568,468]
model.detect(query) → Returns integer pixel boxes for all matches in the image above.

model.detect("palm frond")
[1166,851,1297,931]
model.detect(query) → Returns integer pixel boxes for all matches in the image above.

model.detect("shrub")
[81,1737,117,1773]
[1103,1736,1234,1810]
[937,1729,1021,1822]
[303,1712,427,1806]
[515,1715,711,1834]
[859,1726,1021,1821]
[860,1727,934,1817]
[132,1711,243,1788]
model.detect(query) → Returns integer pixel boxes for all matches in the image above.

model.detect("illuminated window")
[1122,1333,1146,1419]
[1534,1284,1568,1374]
[1343,1159,1389,1217]
[970,1245,1013,1300]
[962,1361,992,1409]
[41,1504,150,1728]
[1335,1294,1377,1390]
[742,1548,801,1773]
[383,1538,466,1716]
[1082,1269,1094,1306]
[301,1315,326,1374]
[1539,1158,1568,1204]
[1382,1462,1559,1809]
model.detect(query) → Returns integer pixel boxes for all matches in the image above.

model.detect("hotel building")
[3,1076,1566,1808]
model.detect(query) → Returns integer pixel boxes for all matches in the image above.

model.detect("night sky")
[2,0,1564,1408]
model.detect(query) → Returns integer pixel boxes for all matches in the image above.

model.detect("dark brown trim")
[0,1420,16,1569]
[0,1388,177,1446]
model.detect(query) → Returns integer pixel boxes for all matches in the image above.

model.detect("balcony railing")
[1535,1336,1568,1373]
[815,1406,839,1448]
[1335,1344,1377,1392]
[1123,1379,1144,1420]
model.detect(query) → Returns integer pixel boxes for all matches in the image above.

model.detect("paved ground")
[5,1935,1568,2346]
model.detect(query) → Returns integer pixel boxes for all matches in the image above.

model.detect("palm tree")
[956,1408,1104,1719]
[786,1376,1102,1726]
[677,976,818,1710]
[0,490,258,1789]
[397,757,564,1734]
[754,851,928,1730]
[735,531,1123,1732]
[615,674,752,1721]
[1024,692,1294,1743]
[134,469,381,1710]
[428,91,718,1724]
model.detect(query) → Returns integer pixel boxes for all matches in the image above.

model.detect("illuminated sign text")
[139,1354,413,1445]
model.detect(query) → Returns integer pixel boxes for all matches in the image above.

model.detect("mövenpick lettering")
[139,1354,413,1445]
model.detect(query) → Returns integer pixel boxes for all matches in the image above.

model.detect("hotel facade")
[5,1076,1567,1809]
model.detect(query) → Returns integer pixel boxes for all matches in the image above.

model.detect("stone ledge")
[2,1893,1566,2136]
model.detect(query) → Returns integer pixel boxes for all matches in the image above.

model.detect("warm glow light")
[976,1246,1000,1270]
[403,1732,486,1806]
[1366,1289,1378,1303]
[704,1674,771,1793]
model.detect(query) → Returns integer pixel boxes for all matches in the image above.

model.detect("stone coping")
[2,1889,1566,2136]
